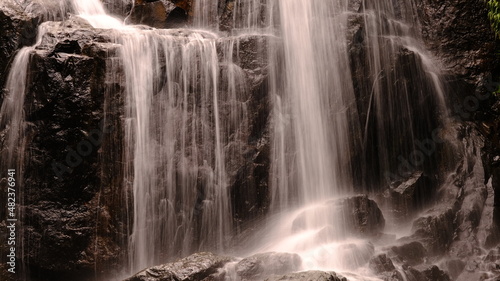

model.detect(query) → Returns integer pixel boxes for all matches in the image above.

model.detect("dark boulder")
[235,252,302,280]
[338,195,386,237]
[369,254,395,274]
[128,0,188,28]
[389,242,427,266]
[124,252,232,281]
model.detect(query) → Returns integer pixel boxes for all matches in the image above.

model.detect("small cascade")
[233,0,266,30]
[192,0,219,28]
[119,29,233,271]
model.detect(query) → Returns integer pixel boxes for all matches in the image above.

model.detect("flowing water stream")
[0,0,450,279]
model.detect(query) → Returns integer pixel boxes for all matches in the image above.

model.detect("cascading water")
[0,0,454,279]
[1,0,237,275]
[120,29,234,271]
[63,0,235,272]
[246,0,449,275]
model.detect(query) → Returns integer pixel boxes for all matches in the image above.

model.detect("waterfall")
[119,29,233,271]
[0,0,453,278]
[62,1,233,272]
[253,0,448,272]
[1,0,236,274]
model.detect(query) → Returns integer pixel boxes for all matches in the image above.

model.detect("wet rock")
[219,35,273,225]
[235,252,302,280]
[52,39,82,54]
[477,174,499,248]
[124,252,232,281]
[338,195,386,237]
[369,254,404,281]
[347,0,363,12]
[0,17,127,280]
[169,0,192,12]
[381,272,405,281]
[389,242,427,266]
[481,247,500,278]
[369,254,396,273]
[347,9,444,190]
[385,171,436,220]
[264,271,346,281]
[421,265,451,281]
[417,0,496,89]
[410,207,455,256]
[128,0,188,28]
[36,17,115,52]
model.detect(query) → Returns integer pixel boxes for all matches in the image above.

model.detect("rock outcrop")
[124,252,232,281]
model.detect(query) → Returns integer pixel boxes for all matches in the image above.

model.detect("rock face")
[2,18,128,280]
[417,0,496,87]
[124,252,232,281]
